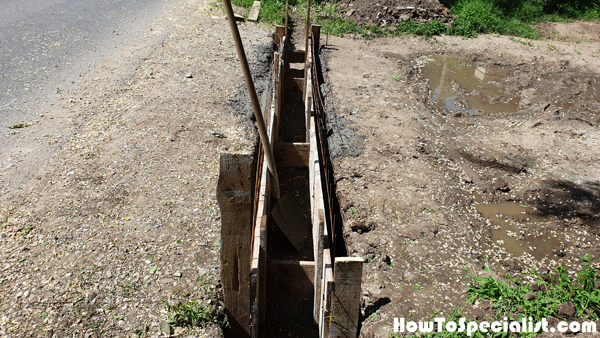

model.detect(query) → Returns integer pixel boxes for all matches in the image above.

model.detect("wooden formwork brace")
[218,13,364,337]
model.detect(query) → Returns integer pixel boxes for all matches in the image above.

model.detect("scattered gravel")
[0,0,269,336]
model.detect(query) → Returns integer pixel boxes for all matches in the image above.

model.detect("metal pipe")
[222,0,280,199]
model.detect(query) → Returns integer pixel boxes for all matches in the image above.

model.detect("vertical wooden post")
[275,26,285,51]
[330,257,364,338]
[217,152,255,338]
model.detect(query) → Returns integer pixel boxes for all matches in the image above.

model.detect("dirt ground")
[323,23,600,336]
[0,0,270,336]
[328,0,454,26]
[1,0,600,336]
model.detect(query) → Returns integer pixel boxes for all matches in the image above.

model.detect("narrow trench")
[260,16,347,337]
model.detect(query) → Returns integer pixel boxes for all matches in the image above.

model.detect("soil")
[324,0,454,26]
[0,0,270,336]
[323,29,600,336]
[2,0,600,336]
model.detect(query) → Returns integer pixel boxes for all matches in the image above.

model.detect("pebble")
[185,73,193,78]
[173,271,182,277]
[106,270,113,278]
[23,290,29,298]
[160,321,172,336]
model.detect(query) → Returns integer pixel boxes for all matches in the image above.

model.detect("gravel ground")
[0,0,269,336]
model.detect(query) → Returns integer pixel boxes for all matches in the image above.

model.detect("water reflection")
[422,56,521,114]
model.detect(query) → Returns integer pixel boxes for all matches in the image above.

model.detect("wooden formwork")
[217,21,364,338]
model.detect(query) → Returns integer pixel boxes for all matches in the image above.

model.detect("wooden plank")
[299,261,316,285]
[259,217,268,325]
[273,142,309,168]
[312,25,322,53]
[320,252,333,338]
[285,77,304,94]
[248,1,261,22]
[273,52,282,143]
[216,152,255,338]
[305,59,313,143]
[267,260,315,300]
[330,257,364,338]
[250,215,268,337]
[275,26,285,51]
[287,50,306,64]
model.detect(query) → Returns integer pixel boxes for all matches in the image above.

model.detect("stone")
[23,290,29,298]
[106,270,113,279]
[185,73,193,78]
[346,10,355,17]
[159,278,175,284]
[160,321,172,336]
[173,271,182,278]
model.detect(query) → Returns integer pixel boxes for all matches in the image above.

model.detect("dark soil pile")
[327,0,454,26]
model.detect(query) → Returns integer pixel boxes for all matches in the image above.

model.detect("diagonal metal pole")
[222,0,280,199]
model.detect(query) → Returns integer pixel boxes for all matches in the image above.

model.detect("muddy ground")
[324,24,600,336]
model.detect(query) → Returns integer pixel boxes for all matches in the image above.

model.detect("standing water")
[476,201,559,260]
[422,55,521,114]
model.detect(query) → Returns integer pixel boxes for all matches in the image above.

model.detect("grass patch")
[389,255,600,337]
[229,0,599,39]
[468,254,600,322]
[164,277,228,329]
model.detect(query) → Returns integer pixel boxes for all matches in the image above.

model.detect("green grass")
[468,254,600,322]
[230,0,600,39]
[388,255,600,337]
[164,277,228,329]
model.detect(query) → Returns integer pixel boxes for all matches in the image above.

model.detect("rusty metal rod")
[222,0,280,199]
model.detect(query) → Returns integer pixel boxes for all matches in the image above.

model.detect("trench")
[255,19,348,338]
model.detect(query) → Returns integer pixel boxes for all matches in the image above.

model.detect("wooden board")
[330,257,364,338]
[285,77,304,94]
[216,152,255,338]
[273,142,309,168]
[248,1,261,22]
[267,260,315,300]
[287,50,306,64]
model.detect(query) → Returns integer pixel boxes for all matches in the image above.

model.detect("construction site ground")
[0,0,600,336]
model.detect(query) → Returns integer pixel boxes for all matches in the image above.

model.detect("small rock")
[185,73,193,78]
[160,321,172,336]
[463,176,473,184]
[15,291,22,299]
[23,290,29,298]
[106,270,113,279]
[159,278,175,284]
[557,302,575,318]
[346,10,355,17]
[233,14,245,22]
[173,271,182,278]
[319,11,328,19]
[519,99,531,108]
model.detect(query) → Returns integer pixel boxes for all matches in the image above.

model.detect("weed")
[509,36,534,47]
[165,277,228,329]
[468,255,600,321]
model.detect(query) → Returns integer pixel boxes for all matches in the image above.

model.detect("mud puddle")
[476,201,560,260]
[422,55,522,114]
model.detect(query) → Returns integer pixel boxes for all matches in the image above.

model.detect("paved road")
[0,0,175,125]
[0,0,178,190]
